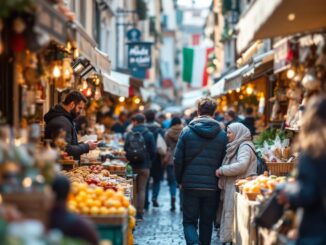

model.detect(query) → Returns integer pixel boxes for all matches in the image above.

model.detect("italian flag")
[182,47,213,88]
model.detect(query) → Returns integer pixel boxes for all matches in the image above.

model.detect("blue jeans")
[182,189,219,245]
[166,165,177,198]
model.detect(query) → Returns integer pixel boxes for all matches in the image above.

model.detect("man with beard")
[44,91,97,160]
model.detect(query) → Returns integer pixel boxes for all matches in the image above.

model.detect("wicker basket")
[266,162,295,176]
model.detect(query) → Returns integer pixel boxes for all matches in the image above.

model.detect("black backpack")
[125,131,147,164]
[237,143,269,175]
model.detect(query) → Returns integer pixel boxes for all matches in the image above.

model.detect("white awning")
[236,0,326,53]
[224,65,250,92]
[102,71,130,97]
[210,79,225,98]
[181,90,204,109]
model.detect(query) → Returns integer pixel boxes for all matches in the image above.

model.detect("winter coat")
[243,116,256,136]
[165,124,184,165]
[286,153,326,245]
[144,122,165,180]
[218,142,257,243]
[174,116,227,190]
[49,201,99,245]
[124,124,155,169]
[44,105,89,160]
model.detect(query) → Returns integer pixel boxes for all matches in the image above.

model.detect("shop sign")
[36,0,67,44]
[274,38,291,73]
[126,28,142,42]
[127,42,152,69]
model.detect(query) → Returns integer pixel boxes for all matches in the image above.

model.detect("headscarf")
[223,123,252,164]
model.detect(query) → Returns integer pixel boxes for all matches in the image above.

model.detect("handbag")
[254,191,284,229]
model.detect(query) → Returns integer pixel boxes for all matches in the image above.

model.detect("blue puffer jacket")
[174,116,228,190]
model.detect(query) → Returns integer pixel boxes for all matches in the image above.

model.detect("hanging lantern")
[62,58,73,80]
[52,65,61,78]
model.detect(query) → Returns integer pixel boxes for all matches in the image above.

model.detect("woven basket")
[266,162,295,176]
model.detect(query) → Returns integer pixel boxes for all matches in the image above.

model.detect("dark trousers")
[182,189,219,245]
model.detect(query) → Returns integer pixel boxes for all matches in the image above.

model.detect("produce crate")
[2,190,54,226]
[266,162,295,176]
[86,215,128,245]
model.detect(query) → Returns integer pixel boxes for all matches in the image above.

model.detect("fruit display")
[61,166,132,194]
[67,182,136,244]
[103,159,127,172]
[235,172,288,201]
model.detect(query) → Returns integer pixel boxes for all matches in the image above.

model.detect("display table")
[234,192,260,245]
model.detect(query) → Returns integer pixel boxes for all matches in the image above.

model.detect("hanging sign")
[126,28,142,42]
[127,42,152,69]
[274,38,291,73]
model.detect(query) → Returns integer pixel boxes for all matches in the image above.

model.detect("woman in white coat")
[216,123,257,244]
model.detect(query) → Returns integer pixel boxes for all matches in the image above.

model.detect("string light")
[134,97,141,104]
[246,86,253,95]
[119,97,125,103]
[287,69,296,79]
[139,105,144,111]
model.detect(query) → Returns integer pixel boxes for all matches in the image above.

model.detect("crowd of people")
[42,91,326,245]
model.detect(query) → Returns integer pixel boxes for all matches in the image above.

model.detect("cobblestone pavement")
[134,181,221,245]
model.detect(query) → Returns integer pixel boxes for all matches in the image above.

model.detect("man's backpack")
[125,131,147,164]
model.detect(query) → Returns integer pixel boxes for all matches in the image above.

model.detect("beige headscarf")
[223,123,252,164]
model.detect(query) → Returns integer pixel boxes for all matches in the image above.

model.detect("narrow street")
[134,182,221,245]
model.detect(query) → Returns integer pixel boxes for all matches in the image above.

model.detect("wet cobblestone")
[134,182,221,245]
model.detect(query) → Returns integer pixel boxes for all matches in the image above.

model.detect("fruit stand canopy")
[237,0,326,53]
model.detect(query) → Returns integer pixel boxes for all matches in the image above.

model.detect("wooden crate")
[85,214,128,225]
[266,162,295,176]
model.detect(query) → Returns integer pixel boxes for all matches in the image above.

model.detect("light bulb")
[236,88,241,93]
[287,69,296,79]
[134,98,141,104]
[52,65,61,78]
[139,105,144,111]
[246,87,253,95]
[119,97,125,103]
[86,88,92,97]
[64,68,71,78]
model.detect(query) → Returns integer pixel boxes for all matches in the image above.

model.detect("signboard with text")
[127,42,152,70]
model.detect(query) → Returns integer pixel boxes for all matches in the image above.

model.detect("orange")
[107,207,118,215]
[116,207,127,215]
[93,200,102,208]
[85,198,94,208]
[105,189,115,198]
[106,199,117,208]
[99,207,109,215]
[95,187,104,196]
[128,205,136,217]
[81,206,90,215]
[90,206,99,215]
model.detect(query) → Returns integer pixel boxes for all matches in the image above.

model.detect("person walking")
[124,113,155,221]
[164,117,184,211]
[174,97,227,245]
[44,91,97,160]
[216,123,257,244]
[144,109,166,208]
[278,96,326,245]
[242,107,256,136]
[224,110,242,129]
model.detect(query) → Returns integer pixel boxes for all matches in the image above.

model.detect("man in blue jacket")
[174,97,227,245]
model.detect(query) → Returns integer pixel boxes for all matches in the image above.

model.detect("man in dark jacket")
[124,113,155,221]
[224,109,243,129]
[243,107,256,136]
[49,175,99,245]
[174,97,227,245]
[144,109,165,208]
[44,91,97,160]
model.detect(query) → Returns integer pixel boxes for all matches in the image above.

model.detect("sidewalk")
[134,181,221,245]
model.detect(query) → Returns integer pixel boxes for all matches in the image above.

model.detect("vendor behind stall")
[50,175,99,245]
[44,91,97,160]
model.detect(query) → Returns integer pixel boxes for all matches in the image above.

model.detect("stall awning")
[102,71,130,97]
[94,48,111,74]
[237,0,326,53]
[210,79,226,98]
[181,90,204,109]
[75,22,97,63]
[224,65,250,92]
